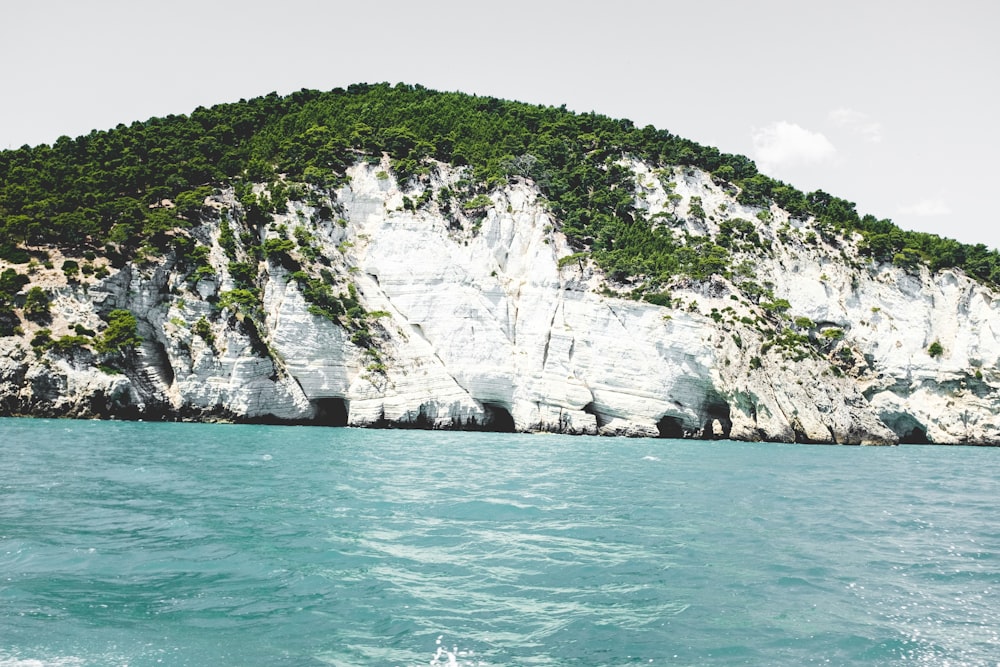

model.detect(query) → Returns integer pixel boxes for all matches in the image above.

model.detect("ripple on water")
[2,422,1000,666]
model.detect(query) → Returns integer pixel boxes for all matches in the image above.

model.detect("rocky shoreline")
[2,159,999,445]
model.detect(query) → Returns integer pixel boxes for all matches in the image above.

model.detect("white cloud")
[899,198,952,217]
[751,121,837,173]
[828,108,883,143]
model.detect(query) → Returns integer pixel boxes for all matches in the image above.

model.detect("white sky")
[2,0,998,248]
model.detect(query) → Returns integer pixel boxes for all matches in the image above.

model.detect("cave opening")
[482,402,516,433]
[656,415,684,439]
[152,340,175,387]
[311,397,349,427]
[899,426,930,444]
[882,412,932,445]
[583,402,606,428]
[702,397,732,440]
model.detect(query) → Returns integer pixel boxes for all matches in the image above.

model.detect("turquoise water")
[1,419,998,666]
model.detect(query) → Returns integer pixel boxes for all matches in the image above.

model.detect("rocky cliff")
[2,157,999,444]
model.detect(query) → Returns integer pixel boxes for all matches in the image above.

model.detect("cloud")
[829,108,883,143]
[899,198,952,217]
[751,121,836,173]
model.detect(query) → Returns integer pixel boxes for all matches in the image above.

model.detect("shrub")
[227,261,258,289]
[298,276,343,321]
[643,292,674,307]
[218,289,260,312]
[218,220,238,260]
[350,329,372,348]
[193,265,216,281]
[0,244,30,263]
[558,252,589,269]
[193,316,215,347]
[928,340,944,358]
[51,335,91,353]
[462,194,493,210]
[822,328,845,340]
[62,260,80,280]
[761,298,791,314]
[96,309,142,353]
[262,238,295,257]
[23,286,51,323]
[688,196,706,220]
[30,328,53,352]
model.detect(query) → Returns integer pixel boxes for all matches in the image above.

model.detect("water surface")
[1,419,998,665]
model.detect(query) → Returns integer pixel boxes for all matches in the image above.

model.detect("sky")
[2,0,998,248]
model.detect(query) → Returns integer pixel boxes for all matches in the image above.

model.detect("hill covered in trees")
[2,83,1000,443]
[1,82,996,289]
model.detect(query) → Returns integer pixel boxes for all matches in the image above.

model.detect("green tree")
[193,316,215,347]
[62,259,80,280]
[23,286,51,323]
[174,186,213,220]
[97,309,141,353]
[1,81,998,292]
[892,248,923,270]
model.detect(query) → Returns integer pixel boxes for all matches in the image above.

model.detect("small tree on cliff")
[23,286,52,324]
[96,309,142,353]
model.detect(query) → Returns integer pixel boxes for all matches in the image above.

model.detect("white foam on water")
[0,648,135,667]
[425,635,488,667]
[0,656,86,667]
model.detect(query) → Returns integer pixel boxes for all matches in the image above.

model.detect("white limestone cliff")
[2,158,999,444]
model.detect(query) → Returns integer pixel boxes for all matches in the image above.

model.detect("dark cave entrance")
[482,402,516,432]
[702,396,732,440]
[899,426,930,444]
[656,415,685,439]
[583,402,606,428]
[151,340,175,386]
[793,428,813,444]
[311,397,349,426]
[883,412,932,444]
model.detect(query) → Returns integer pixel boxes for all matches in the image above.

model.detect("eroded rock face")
[3,159,999,444]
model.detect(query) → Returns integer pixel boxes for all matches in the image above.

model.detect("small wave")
[0,656,86,667]
[427,635,488,667]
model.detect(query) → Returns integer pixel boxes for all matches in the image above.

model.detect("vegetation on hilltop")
[1,82,998,288]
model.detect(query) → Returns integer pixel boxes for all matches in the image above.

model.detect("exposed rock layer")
[3,160,999,445]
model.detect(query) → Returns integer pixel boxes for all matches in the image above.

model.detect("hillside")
[1,83,998,443]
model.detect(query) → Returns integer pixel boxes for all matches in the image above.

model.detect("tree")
[1,82,997,291]
[927,340,944,358]
[761,298,791,314]
[174,186,213,220]
[62,259,80,280]
[892,248,923,271]
[22,286,51,323]
[97,309,141,353]
[0,268,28,296]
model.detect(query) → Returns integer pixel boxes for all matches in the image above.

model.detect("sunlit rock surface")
[4,159,999,444]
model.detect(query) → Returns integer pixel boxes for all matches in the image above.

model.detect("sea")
[1,418,998,666]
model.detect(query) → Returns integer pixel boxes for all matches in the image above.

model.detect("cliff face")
[2,158,999,444]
